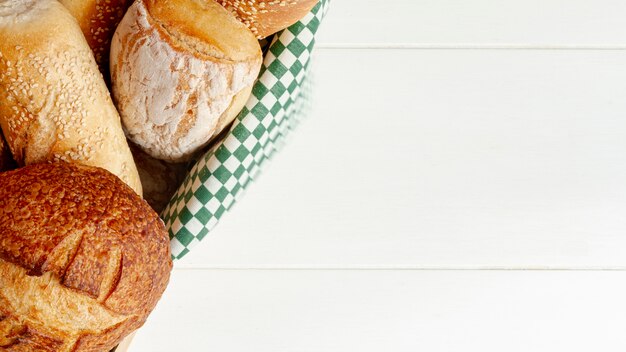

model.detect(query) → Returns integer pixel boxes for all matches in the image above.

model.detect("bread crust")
[111,0,262,162]
[0,162,172,352]
[0,0,142,195]
[59,0,134,72]
[217,0,319,38]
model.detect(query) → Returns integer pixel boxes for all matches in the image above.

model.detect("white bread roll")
[59,0,134,71]
[217,0,319,38]
[111,0,263,162]
[0,0,142,195]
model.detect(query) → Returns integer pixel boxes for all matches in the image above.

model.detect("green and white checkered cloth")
[162,0,330,260]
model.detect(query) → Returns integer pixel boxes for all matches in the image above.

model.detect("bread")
[111,0,262,162]
[130,143,189,213]
[0,0,143,195]
[217,0,318,38]
[59,0,134,72]
[0,162,172,352]
[0,131,15,172]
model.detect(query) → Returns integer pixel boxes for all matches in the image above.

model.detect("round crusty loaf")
[111,0,262,162]
[0,0,142,195]
[217,0,318,38]
[59,0,134,72]
[0,162,172,352]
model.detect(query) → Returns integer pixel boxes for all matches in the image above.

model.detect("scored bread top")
[0,162,172,351]
[144,0,261,62]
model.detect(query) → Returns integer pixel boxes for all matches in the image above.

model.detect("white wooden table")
[132,1,626,350]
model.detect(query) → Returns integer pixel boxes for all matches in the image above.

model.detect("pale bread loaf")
[0,0,142,195]
[59,0,134,71]
[217,0,319,38]
[0,162,171,352]
[110,0,262,162]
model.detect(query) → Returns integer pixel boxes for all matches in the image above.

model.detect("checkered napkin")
[162,0,330,260]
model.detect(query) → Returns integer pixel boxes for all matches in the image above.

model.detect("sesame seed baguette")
[218,0,319,39]
[0,0,143,195]
[59,0,134,73]
[110,0,262,162]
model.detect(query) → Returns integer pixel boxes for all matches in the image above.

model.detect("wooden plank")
[177,49,626,269]
[132,269,626,351]
[316,0,626,47]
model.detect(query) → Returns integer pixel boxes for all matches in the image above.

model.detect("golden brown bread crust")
[0,162,172,352]
[59,0,133,72]
[217,0,318,38]
[0,0,143,195]
[145,0,262,62]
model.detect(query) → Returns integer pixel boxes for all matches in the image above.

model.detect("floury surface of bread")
[0,162,172,352]
[0,0,142,195]
[111,0,262,162]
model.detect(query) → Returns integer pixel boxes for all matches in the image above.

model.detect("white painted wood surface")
[133,1,626,351]
[135,270,626,351]
[317,0,626,47]
[178,49,626,269]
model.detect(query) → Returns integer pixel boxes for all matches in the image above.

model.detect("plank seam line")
[172,267,626,271]
[317,43,626,50]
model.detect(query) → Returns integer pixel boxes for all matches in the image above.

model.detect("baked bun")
[59,0,134,71]
[0,162,172,352]
[111,0,262,162]
[0,0,143,195]
[217,0,318,38]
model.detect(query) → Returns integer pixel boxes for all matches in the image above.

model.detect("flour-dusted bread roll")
[59,0,134,71]
[0,0,142,194]
[111,0,263,162]
[217,0,319,38]
[0,162,172,352]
